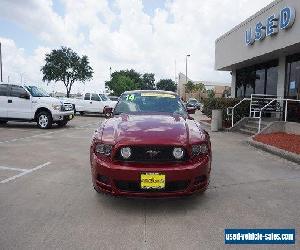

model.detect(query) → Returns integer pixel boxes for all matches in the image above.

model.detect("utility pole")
[20,73,24,85]
[185,54,190,101]
[0,42,3,82]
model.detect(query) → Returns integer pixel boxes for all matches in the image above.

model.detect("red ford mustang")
[90,90,211,197]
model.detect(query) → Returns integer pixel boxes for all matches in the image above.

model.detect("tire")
[36,111,52,129]
[80,111,85,116]
[0,120,8,125]
[104,111,111,118]
[56,120,68,127]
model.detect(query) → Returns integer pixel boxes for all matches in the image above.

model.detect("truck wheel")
[37,111,52,129]
[80,111,85,116]
[56,120,68,127]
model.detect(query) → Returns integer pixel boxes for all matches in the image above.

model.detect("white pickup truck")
[62,92,117,116]
[0,84,74,129]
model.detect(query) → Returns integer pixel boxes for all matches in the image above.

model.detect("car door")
[90,93,102,113]
[7,85,32,119]
[0,84,9,118]
[99,94,108,112]
[83,93,92,112]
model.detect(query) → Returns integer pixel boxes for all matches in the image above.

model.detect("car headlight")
[120,147,131,159]
[52,104,61,111]
[173,147,184,160]
[192,144,208,157]
[95,144,113,156]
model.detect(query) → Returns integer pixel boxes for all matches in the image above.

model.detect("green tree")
[41,47,93,97]
[106,75,138,96]
[105,69,156,95]
[156,79,176,92]
[207,89,215,99]
[141,73,155,90]
[194,82,206,93]
[185,81,195,93]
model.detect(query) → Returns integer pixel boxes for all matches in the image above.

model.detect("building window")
[285,54,300,99]
[236,60,278,98]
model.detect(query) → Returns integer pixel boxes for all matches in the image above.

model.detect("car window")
[114,92,187,116]
[0,84,8,96]
[25,86,49,97]
[91,94,100,101]
[10,85,28,97]
[84,93,90,100]
[99,94,108,101]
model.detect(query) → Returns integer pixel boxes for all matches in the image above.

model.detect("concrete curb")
[248,137,300,164]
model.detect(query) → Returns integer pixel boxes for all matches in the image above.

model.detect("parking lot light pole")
[185,54,190,101]
[0,42,3,82]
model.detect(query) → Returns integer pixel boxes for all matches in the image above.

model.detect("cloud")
[0,0,274,93]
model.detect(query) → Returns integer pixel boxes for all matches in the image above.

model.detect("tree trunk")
[67,81,73,98]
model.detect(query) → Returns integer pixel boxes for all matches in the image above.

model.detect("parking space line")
[0,131,55,144]
[0,166,28,172]
[0,122,100,144]
[0,162,51,184]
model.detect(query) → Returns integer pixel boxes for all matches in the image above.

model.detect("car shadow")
[95,191,212,214]
[75,113,105,118]
[0,122,70,130]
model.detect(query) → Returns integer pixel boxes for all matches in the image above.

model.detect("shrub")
[202,97,250,126]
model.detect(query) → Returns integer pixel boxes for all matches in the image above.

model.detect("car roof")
[123,90,177,95]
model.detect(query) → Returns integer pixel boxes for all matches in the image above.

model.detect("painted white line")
[0,166,28,172]
[0,122,100,144]
[0,131,55,144]
[0,162,51,184]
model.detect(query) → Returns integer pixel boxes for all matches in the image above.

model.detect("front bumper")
[52,111,74,121]
[90,154,211,197]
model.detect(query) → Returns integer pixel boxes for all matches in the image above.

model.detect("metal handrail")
[258,99,277,132]
[258,98,300,132]
[227,94,300,131]
[227,98,251,127]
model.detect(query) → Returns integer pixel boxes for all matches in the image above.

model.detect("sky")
[0,0,274,94]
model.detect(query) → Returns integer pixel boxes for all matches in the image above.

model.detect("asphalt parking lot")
[0,113,299,249]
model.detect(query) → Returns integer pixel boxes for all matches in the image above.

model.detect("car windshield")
[25,86,50,97]
[114,92,187,116]
[189,99,197,103]
[99,94,109,101]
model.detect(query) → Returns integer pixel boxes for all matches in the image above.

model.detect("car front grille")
[115,146,188,163]
[115,180,190,193]
[62,103,74,111]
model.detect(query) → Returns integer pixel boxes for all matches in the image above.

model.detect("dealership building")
[215,0,300,102]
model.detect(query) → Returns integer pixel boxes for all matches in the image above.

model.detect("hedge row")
[202,98,250,126]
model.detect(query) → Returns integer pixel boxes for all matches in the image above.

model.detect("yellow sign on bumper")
[141,173,165,189]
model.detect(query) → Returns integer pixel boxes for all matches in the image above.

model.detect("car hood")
[32,96,62,105]
[98,114,207,146]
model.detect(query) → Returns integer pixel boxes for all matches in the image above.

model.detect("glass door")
[285,54,300,122]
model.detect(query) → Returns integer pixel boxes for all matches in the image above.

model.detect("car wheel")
[0,120,8,124]
[37,111,52,129]
[80,111,85,116]
[56,120,68,127]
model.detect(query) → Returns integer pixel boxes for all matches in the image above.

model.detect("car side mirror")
[186,106,196,114]
[103,106,114,118]
[20,93,30,99]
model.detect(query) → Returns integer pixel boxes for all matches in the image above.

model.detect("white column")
[277,56,286,98]
[231,70,236,98]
